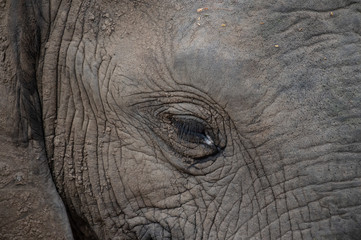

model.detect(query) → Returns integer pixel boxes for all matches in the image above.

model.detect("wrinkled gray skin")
[2,0,361,239]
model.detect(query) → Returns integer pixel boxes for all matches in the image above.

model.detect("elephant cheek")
[116,149,189,210]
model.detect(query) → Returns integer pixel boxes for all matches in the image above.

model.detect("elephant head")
[1,0,361,239]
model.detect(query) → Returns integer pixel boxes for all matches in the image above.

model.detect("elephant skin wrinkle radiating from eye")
[1,0,361,239]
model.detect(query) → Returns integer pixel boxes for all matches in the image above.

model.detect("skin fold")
[2,0,361,239]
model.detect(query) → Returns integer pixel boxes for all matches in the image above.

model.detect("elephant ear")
[0,1,73,239]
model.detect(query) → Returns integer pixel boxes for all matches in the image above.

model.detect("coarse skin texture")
[0,1,72,239]
[3,0,361,239]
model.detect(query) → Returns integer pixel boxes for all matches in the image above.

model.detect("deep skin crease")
[5,0,361,239]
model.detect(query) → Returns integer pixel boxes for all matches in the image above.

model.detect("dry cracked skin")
[1,0,361,239]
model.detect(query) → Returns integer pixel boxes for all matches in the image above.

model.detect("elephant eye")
[160,114,226,161]
[129,94,228,172]
[171,116,220,151]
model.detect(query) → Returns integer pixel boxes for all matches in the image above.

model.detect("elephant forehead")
[99,3,266,109]
[92,0,361,119]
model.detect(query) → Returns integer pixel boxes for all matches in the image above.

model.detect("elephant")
[1,0,361,239]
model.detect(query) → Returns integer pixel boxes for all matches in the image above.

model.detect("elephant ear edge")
[8,0,44,143]
[0,1,74,239]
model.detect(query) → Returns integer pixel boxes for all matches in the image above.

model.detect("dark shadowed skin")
[2,0,361,239]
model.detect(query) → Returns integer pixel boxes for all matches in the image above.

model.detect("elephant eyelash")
[174,119,205,142]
